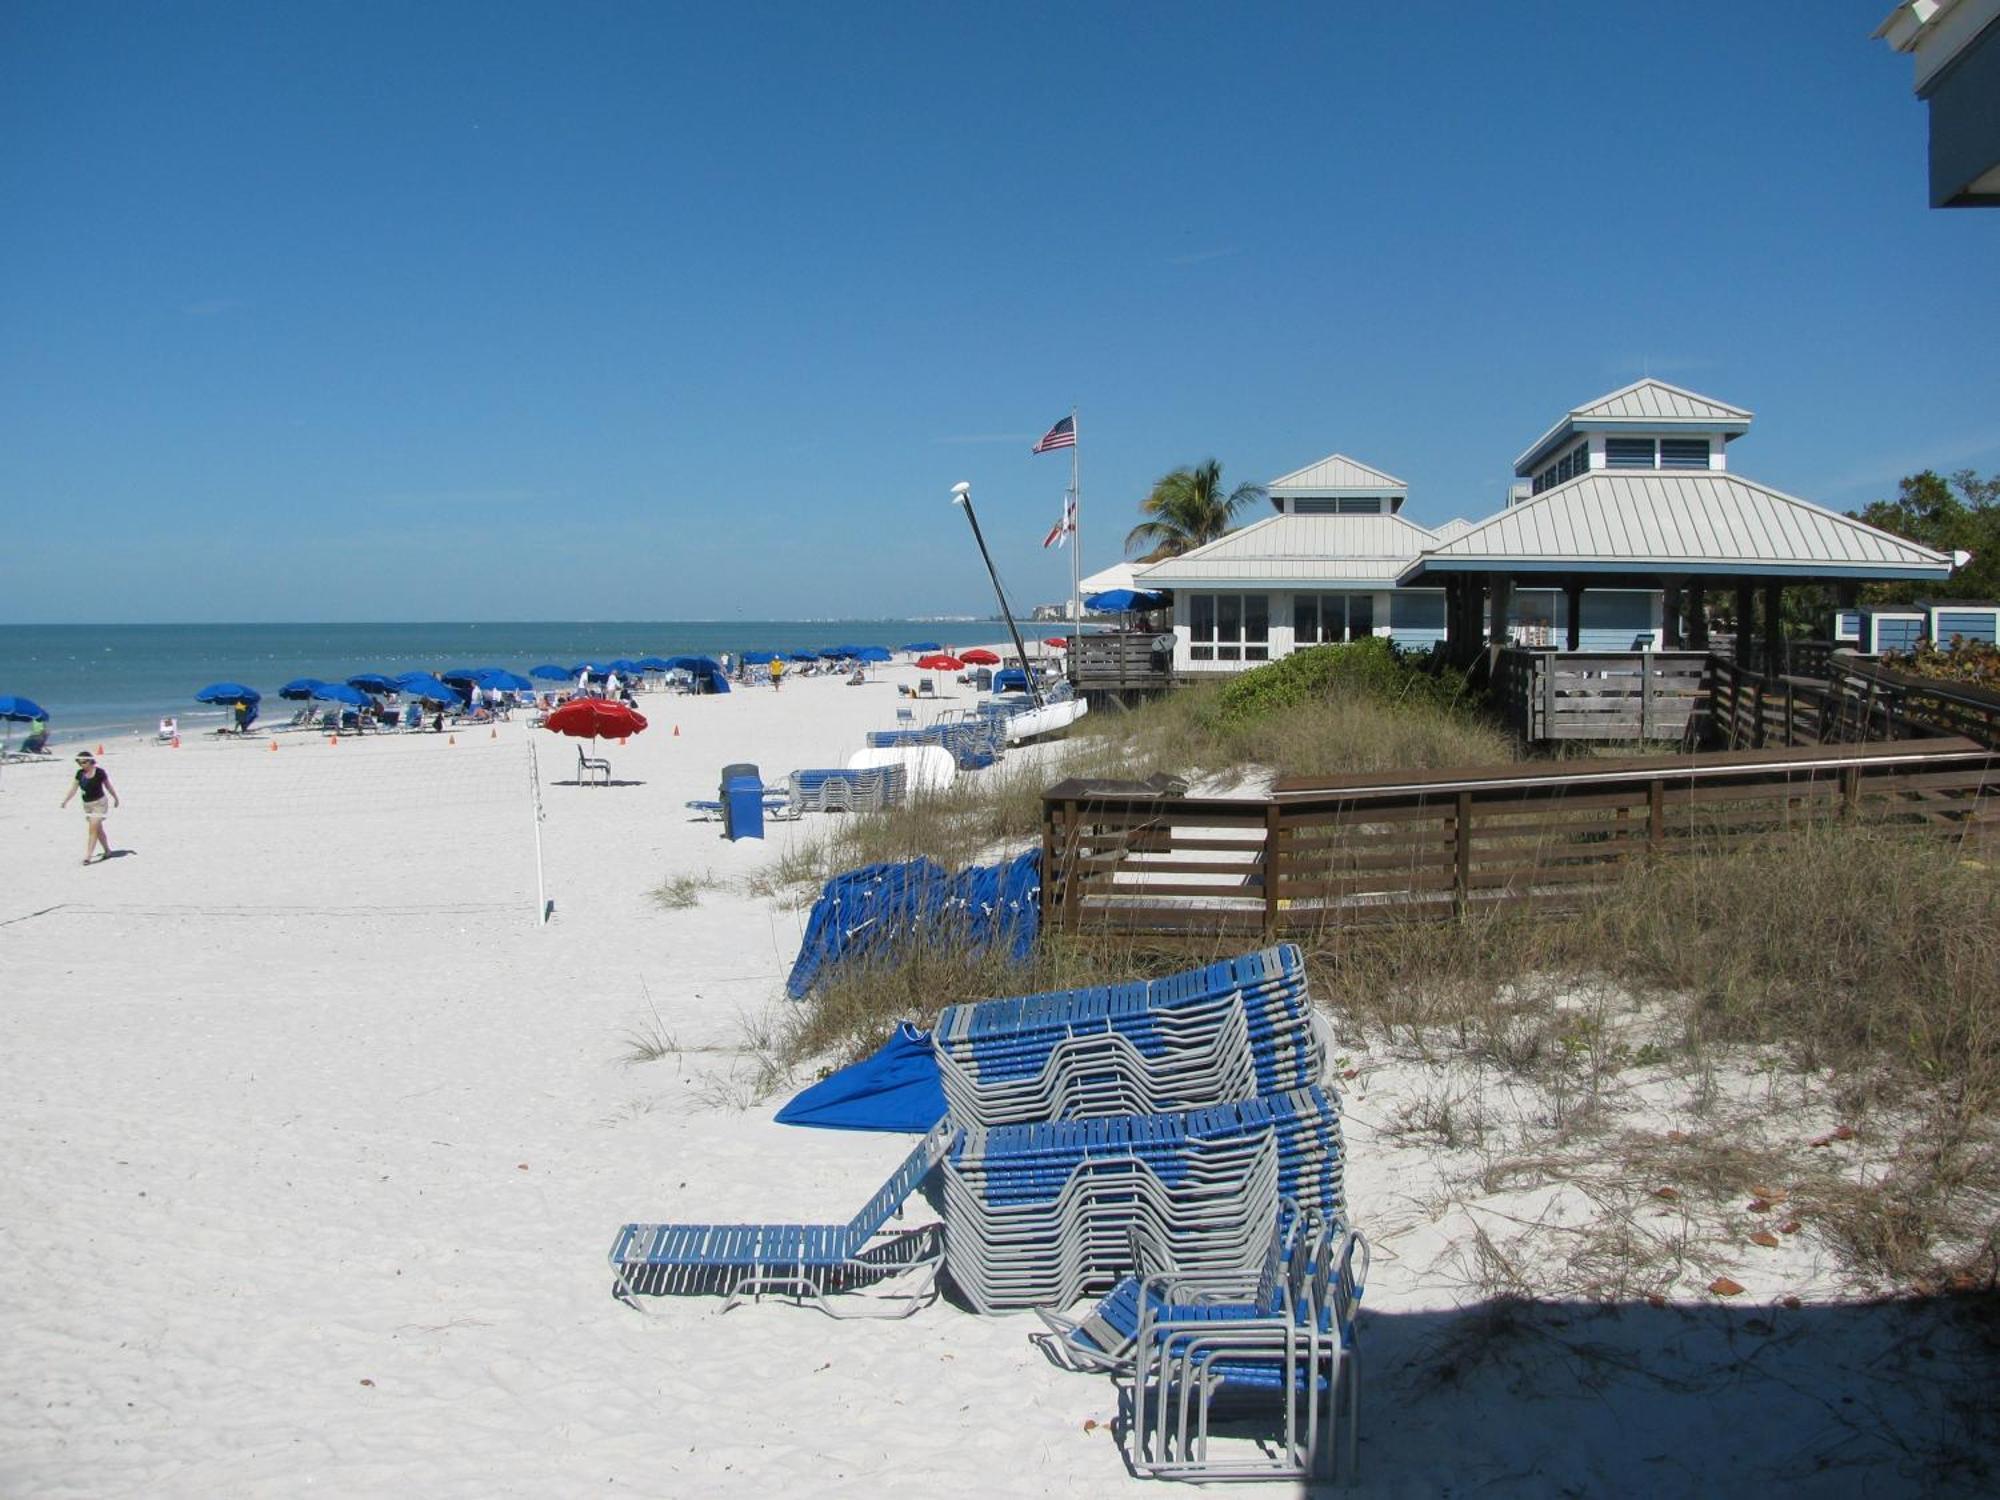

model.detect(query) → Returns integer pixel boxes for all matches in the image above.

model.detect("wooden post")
[1040,796,1058,932]
[1541,652,1556,741]
[1490,575,1514,648]
[1648,777,1665,849]
[1663,582,1684,650]
[1453,791,1472,919]
[1641,653,1654,738]
[1734,580,1756,666]
[1783,683,1797,747]
[1564,581,1584,651]
[1061,798,1082,931]
[1263,802,1282,938]
[1762,580,1785,675]
[1689,587,1710,649]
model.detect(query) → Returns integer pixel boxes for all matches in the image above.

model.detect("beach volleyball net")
[59,734,543,924]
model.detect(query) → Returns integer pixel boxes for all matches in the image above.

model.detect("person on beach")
[59,751,119,865]
[769,658,784,692]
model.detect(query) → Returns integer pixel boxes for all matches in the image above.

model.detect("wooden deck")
[1040,739,2000,941]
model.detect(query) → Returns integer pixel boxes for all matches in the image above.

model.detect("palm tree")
[1125,459,1267,561]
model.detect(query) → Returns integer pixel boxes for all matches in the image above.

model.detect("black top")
[75,766,109,802]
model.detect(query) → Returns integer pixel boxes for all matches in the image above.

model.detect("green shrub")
[1206,639,1477,728]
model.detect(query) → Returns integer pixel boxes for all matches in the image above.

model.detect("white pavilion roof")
[1407,470,1953,580]
[1137,513,1438,588]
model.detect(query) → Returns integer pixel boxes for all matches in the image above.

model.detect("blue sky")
[1,1,1995,623]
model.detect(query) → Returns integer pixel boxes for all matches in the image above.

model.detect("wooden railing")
[1494,648,1709,743]
[1040,739,2000,940]
[1705,652,2000,752]
[1068,631,1175,695]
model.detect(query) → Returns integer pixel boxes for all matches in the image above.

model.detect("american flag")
[1032,414,1076,454]
[1042,493,1076,548]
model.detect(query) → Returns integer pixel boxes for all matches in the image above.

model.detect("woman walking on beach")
[59,751,119,865]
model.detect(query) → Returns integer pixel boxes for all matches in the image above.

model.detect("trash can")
[975,668,993,691]
[722,773,765,841]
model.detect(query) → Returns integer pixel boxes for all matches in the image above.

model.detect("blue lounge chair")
[608,1118,959,1318]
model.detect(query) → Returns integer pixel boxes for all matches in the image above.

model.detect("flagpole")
[1069,407,1081,630]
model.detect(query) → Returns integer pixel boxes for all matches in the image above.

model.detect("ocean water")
[0,621,1005,742]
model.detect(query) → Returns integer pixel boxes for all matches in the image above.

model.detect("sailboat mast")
[952,482,1044,708]
[1069,408,1082,631]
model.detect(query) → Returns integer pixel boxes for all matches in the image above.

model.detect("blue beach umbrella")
[530,664,572,681]
[0,695,48,721]
[397,675,462,703]
[740,650,776,665]
[195,682,262,704]
[348,673,402,694]
[902,642,942,653]
[315,682,370,707]
[279,678,326,701]
[788,650,819,662]
[855,646,893,663]
[608,658,640,675]
[1084,588,1169,613]
[481,669,534,692]
[634,656,671,671]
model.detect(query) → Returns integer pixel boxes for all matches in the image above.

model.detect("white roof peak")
[1571,378,1753,423]
[1267,452,1407,493]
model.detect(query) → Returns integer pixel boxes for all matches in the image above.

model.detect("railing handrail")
[1832,650,2000,715]
[1263,736,1985,800]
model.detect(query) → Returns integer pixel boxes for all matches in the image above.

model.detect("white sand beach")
[1,665,1987,1497]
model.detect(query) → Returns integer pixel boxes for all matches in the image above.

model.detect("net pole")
[528,737,549,925]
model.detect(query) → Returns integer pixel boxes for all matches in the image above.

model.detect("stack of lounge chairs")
[936,943,1361,1482]
[864,720,1003,770]
[789,765,906,812]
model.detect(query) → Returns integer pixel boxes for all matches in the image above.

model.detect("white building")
[1130,380,1954,673]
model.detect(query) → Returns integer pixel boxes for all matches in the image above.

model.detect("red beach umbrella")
[916,653,964,671]
[543,699,649,741]
[1043,637,1069,649]
[960,648,1001,665]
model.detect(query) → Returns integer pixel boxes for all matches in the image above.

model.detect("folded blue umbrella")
[774,1024,945,1133]
[0,695,48,721]
[195,682,262,704]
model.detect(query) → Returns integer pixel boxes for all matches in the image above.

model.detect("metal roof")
[1405,470,1955,581]
[1430,517,1475,541]
[1266,452,1407,494]
[1137,513,1437,587]
[1515,379,1755,474]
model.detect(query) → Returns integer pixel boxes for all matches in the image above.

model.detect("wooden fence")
[1494,649,1708,742]
[1068,631,1175,698]
[1706,652,2000,752]
[1040,739,2000,940]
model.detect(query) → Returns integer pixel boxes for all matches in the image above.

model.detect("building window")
[1189,594,1215,660]
[1189,593,1268,662]
[1660,438,1708,469]
[1292,498,1339,514]
[1336,497,1383,513]
[1605,437,1657,468]
[1293,593,1360,645]
[1534,443,1590,493]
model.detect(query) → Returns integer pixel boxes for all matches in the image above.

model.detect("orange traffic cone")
[269,739,278,752]
[96,744,104,757]
[619,735,628,746]
[673,724,680,737]
[490,727,497,739]
[171,735,180,749]
[330,734,339,745]
[448,734,456,745]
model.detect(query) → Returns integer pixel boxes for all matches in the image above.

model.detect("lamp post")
[951,481,1043,707]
